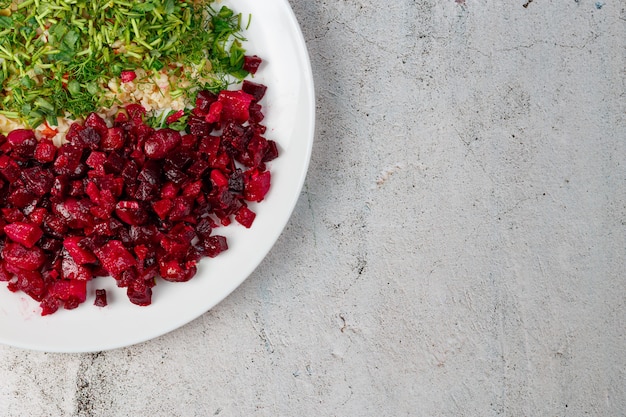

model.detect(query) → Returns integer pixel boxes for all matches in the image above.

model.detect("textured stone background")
[1,0,625,416]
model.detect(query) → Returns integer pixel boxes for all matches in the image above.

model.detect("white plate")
[0,0,315,353]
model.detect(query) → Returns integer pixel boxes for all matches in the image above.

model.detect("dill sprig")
[0,0,250,128]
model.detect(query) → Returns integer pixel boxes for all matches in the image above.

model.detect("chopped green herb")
[0,0,250,128]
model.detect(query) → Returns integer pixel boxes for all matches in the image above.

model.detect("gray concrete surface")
[1,0,625,416]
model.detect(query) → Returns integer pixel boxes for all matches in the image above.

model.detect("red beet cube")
[94,240,136,276]
[6,129,36,147]
[235,205,256,228]
[205,101,223,123]
[0,261,12,282]
[10,135,37,159]
[125,103,146,126]
[195,90,218,114]
[166,109,185,124]
[243,169,271,202]
[2,242,46,271]
[144,128,182,159]
[61,250,93,281]
[120,70,137,83]
[202,235,228,258]
[242,80,267,101]
[127,279,152,306]
[210,169,229,188]
[243,55,262,74]
[217,90,254,124]
[101,127,126,151]
[34,138,57,163]
[63,236,97,264]
[49,279,87,303]
[84,113,108,141]
[151,199,173,220]
[94,289,108,307]
[11,269,46,301]
[159,259,195,282]
[4,222,43,248]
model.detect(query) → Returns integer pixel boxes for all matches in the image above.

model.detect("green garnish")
[0,0,250,128]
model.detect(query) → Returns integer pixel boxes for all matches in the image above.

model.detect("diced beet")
[49,279,87,303]
[86,151,107,169]
[120,160,139,186]
[53,144,85,178]
[159,259,196,282]
[263,140,279,162]
[84,113,109,139]
[40,296,60,315]
[101,127,126,151]
[61,250,93,281]
[0,81,277,315]
[195,90,218,114]
[42,213,69,238]
[39,236,63,253]
[127,279,152,306]
[243,55,262,74]
[187,160,209,179]
[222,122,250,153]
[2,242,46,270]
[0,154,21,182]
[94,289,107,307]
[52,198,95,229]
[65,123,85,143]
[187,115,212,137]
[168,197,192,221]
[217,90,254,124]
[238,134,269,168]
[151,199,173,220]
[6,129,37,158]
[242,80,267,101]
[166,109,185,124]
[6,129,36,146]
[22,166,55,196]
[243,169,271,202]
[115,200,149,226]
[63,236,97,264]
[120,70,137,83]
[210,169,229,188]
[181,180,202,199]
[235,205,256,228]
[169,223,196,243]
[202,235,228,258]
[2,208,25,224]
[205,101,223,123]
[164,165,188,185]
[4,222,43,248]
[94,240,136,276]
[144,128,182,159]
[7,187,37,209]
[248,102,264,124]
[181,134,197,150]
[34,138,57,163]
[27,207,47,225]
[0,261,12,282]
[12,269,46,301]
[125,103,146,126]
[228,169,244,193]
[194,218,213,240]
[75,126,102,150]
[160,182,179,199]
